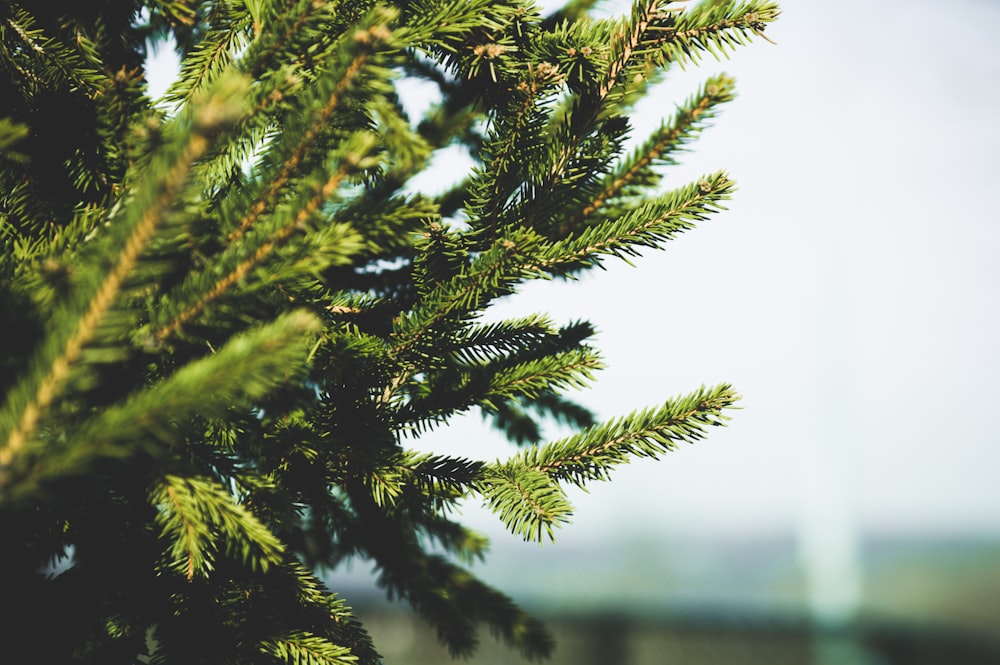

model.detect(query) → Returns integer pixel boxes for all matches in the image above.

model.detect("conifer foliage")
[0,0,778,662]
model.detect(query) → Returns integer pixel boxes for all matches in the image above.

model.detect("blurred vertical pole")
[801,212,861,620]
[791,0,879,659]
[797,158,869,665]
[797,414,868,663]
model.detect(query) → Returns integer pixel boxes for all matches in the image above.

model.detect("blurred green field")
[331,534,1000,664]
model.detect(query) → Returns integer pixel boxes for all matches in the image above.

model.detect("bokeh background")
[146,0,1000,662]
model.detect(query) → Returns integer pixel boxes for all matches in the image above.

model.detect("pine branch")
[145,12,410,345]
[365,451,485,510]
[0,4,104,92]
[258,631,357,665]
[601,0,680,100]
[0,75,249,485]
[480,384,740,541]
[148,133,373,345]
[324,592,382,665]
[227,21,397,242]
[538,170,735,274]
[378,550,554,659]
[152,474,286,581]
[163,4,253,105]
[412,220,468,295]
[339,194,440,258]
[405,452,486,496]
[414,512,491,565]
[395,344,602,437]
[527,2,675,208]
[242,0,321,81]
[556,72,736,236]
[391,227,547,359]
[447,314,556,365]
[0,117,28,163]
[527,389,597,431]
[342,474,553,659]
[488,399,544,445]
[5,310,320,497]
[530,383,739,487]
[480,466,573,542]
[485,346,604,406]
[396,318,598,436]
[656,0,781,68]
[404,0,535,61]
[464,61,561,237]
[532,1,776,224]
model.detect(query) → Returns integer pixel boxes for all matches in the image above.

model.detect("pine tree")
[0,0,778,662]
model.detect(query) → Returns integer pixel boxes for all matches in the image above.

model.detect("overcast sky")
[147,0,1000,543]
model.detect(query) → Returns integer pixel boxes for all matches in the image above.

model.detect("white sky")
[146,0,1000,542]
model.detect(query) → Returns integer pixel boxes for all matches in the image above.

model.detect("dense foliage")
[0,0,777,662]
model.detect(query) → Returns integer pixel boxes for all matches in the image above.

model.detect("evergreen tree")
[0,0,778,662]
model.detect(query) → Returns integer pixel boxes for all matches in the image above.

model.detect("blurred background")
[146,0,1000,662]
